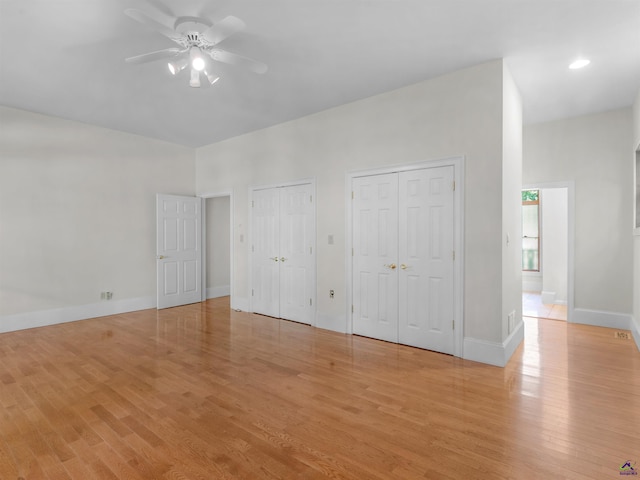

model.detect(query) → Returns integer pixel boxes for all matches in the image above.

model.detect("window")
[522,190,540,271]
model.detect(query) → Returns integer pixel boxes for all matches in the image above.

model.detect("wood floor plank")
[1,297,639,479]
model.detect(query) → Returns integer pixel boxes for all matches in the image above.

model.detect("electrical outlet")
[101,292,113,300]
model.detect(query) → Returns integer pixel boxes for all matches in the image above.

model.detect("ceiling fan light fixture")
[167,57,188,75]
[190,47,206,71]
[189,68,201,88]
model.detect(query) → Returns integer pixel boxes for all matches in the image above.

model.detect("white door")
[279,184,315,324]
[352,173,399,342]
[251,183,315,324]
[352,167,455,354]
[398,167,454,354]
[251,188,280,317]
[156,194,203,309]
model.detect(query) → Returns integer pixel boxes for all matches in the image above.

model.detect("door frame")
[248,178,317,325]
[345,156,465,358]
[199,190,235,309]
[522,181,575,323]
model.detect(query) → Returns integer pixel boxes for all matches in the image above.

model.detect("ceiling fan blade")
[201,16,245,45]
[208,49,268,74]
[124,8,183,42]
[126,48,182,64]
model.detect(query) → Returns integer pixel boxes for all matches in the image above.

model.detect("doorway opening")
[521,184,573,323]
[203,193,233,307]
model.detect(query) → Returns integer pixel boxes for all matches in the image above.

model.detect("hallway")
[523,291,567,321]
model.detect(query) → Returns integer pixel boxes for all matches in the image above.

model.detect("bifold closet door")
[352,173,399,342]
[252,188,280,318]
[251,184,315,324]
[397,167,455,354]
[352,166,455,355]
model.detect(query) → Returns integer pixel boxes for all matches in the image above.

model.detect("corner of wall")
[463,320,524,367]
[632,316,640,352]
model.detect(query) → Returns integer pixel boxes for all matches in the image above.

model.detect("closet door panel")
[251,188,281,317]
[352,174,399,342]
[398,167,455,354]
[279,184,314,324]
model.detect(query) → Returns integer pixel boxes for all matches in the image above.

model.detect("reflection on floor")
[523,291,567,321]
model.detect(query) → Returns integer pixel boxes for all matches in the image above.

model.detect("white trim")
[634,146,640,235]
[463,320,524,367]
[541,291,556,305]
[631,317,640,351]
[199,190,235,311]
[523,181,575,323]
[345,156,465,358]
[0,296,155,334]
[572,308,632,330]
[206,285,231,299]
[315,312,347,333]
[252,177,316,191]
[232,296,250,312]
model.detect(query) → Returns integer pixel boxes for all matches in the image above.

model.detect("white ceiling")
[1,0,639,148]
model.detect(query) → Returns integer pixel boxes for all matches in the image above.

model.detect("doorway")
[204,195,232,302]
[521,184,574,322]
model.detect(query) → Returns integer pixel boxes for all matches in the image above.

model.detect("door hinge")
[452,250,455,261]
[310,246,313,254]
[310,298,313,306]
[453,180,456,191]
[310,195,313,203]
[352,248,354,256]
[251,200,254,208]
[351,191,354,199]
[351,305,354,313]
[452,320,455,330]
[252,289,254,297]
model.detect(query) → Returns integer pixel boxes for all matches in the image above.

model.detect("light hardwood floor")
[1,297,639,479]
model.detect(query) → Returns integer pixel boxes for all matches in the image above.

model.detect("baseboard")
[231,296,249,312]
[206,285,231,299]
[0,296,156,334]
[631,317,640,352]
[315,311,347,333]
[572,308,632,330]
[541,291,556,305]
[463,321,524,367]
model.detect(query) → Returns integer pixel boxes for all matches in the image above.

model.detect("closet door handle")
[280,257,287,262]
[270,257,279,262]
[384,263,397,270]
[400,263,409,270]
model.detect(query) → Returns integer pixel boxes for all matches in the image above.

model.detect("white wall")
[205,196,231,297]
[196,60,514,349]
[0,106,195,327]
[524,108,633,319]
[541,188,568,304]
[633,88,640,348]
[502,64,523,340]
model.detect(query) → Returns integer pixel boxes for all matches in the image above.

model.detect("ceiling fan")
[124,7,267,87]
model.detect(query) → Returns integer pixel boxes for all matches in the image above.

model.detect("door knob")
[280,257,287,262]
[384,263,397,270]
[157,255,166,260]
[270,257,279,262]
[400,263,409,270]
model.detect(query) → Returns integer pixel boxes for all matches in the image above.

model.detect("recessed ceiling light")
[569,59,591,69]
